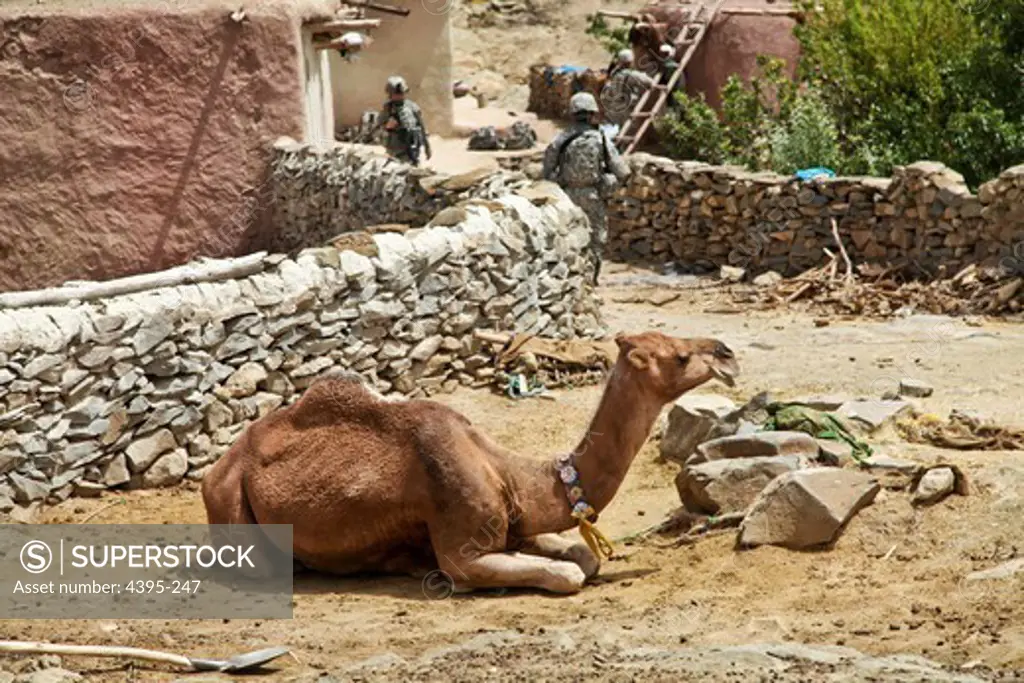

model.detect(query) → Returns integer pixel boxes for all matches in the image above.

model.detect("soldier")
[543,92,631,285]
[379,75,431,166]
[658,44,684,111]
[600,49,656,127]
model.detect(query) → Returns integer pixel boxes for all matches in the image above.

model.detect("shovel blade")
[189,646,291,673]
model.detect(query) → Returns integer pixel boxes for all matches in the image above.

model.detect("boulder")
[101,453,131,487]
[738,469,881,549]
[659,394,736,464]
[911,464,968,505]
[124,429,177,473]
[689,431,819,466]
[225,362,268,399]
[676,454,812,515]
[136,449,188,488]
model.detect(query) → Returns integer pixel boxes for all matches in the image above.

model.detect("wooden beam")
[595,10,640,21]
[0,252,270,309]
[343,0,411,17]
[306,18,381,32]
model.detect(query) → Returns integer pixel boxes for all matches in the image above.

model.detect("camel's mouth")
[710,362,738,388]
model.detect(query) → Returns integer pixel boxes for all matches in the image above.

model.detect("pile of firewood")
[745,220,1023,318]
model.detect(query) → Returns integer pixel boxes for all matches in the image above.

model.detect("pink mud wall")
[636,0,802,111]
[0,5,308,291]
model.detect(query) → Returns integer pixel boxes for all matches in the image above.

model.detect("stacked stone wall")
[607,155,1024,275]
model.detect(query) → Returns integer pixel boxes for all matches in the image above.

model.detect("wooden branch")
[0,641,192,669]
[306,18,381,31]
[0,252,269,310]
[595,10,640,21]
[830,218,854,283]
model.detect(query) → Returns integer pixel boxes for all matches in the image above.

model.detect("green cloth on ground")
[762,403,873,462]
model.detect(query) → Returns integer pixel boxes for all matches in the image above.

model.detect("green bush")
[768,91,841,174]
[584,14,629,58]
[651,0,1024,185]
[793,0,1024,186]
[654,92,726,164]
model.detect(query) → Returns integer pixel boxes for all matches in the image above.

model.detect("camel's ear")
[626,348,649,371]
[615,333,634,351]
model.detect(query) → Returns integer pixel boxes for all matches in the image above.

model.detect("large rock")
[124,429,177,473]
[738,469,880,549]
[8,472,50,503]
[689,431,819,466]
[659,394,736,464]
[911,466,955,505]
[136,449,188,488]
[675,455,812,515]
[224,362,268,398]
[101,453,131,487]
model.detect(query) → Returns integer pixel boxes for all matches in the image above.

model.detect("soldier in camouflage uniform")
[543,92,631,285]
[600,49,656,127]
[380,75,431,166]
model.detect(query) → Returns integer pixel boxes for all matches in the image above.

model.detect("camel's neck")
[507,362,665,537]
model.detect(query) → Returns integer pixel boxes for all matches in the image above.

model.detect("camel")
[201,331,739,595]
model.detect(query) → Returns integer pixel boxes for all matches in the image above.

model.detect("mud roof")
[0,0,337,19]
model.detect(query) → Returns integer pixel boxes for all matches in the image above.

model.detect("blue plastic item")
[795,167,836,181]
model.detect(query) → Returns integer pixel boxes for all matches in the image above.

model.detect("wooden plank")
[307,18,382,32]
[595,10,640,21]
[342,0,412,16]
[0,252,270,309]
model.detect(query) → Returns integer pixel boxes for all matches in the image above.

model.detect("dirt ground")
[3,263,1024,681]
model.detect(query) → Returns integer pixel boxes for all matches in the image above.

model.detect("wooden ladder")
[613,0,725,155]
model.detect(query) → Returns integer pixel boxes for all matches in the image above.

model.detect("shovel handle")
[0,641,194,669]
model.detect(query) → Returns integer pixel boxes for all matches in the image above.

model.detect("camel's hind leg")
[437,551,587,594]
[518,533,600,580]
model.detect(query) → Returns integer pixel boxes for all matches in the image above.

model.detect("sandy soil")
[4,263,1024,681]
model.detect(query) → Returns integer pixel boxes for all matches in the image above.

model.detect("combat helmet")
[385,75,409,95]
[569,92,600,115]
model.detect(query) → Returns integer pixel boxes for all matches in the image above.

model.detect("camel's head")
[614,331,740,400]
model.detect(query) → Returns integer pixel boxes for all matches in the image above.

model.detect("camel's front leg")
[438,551,586,595]
[518,533,600,580]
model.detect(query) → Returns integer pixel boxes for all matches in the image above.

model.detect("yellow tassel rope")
[574,513,615,560]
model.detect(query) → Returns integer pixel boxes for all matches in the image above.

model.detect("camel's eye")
[676,353,690,366]
[713,342,734,359]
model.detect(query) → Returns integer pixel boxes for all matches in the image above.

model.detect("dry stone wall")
[607,155,1024,275]
[265,139,530,255]
[0,146,603,515]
